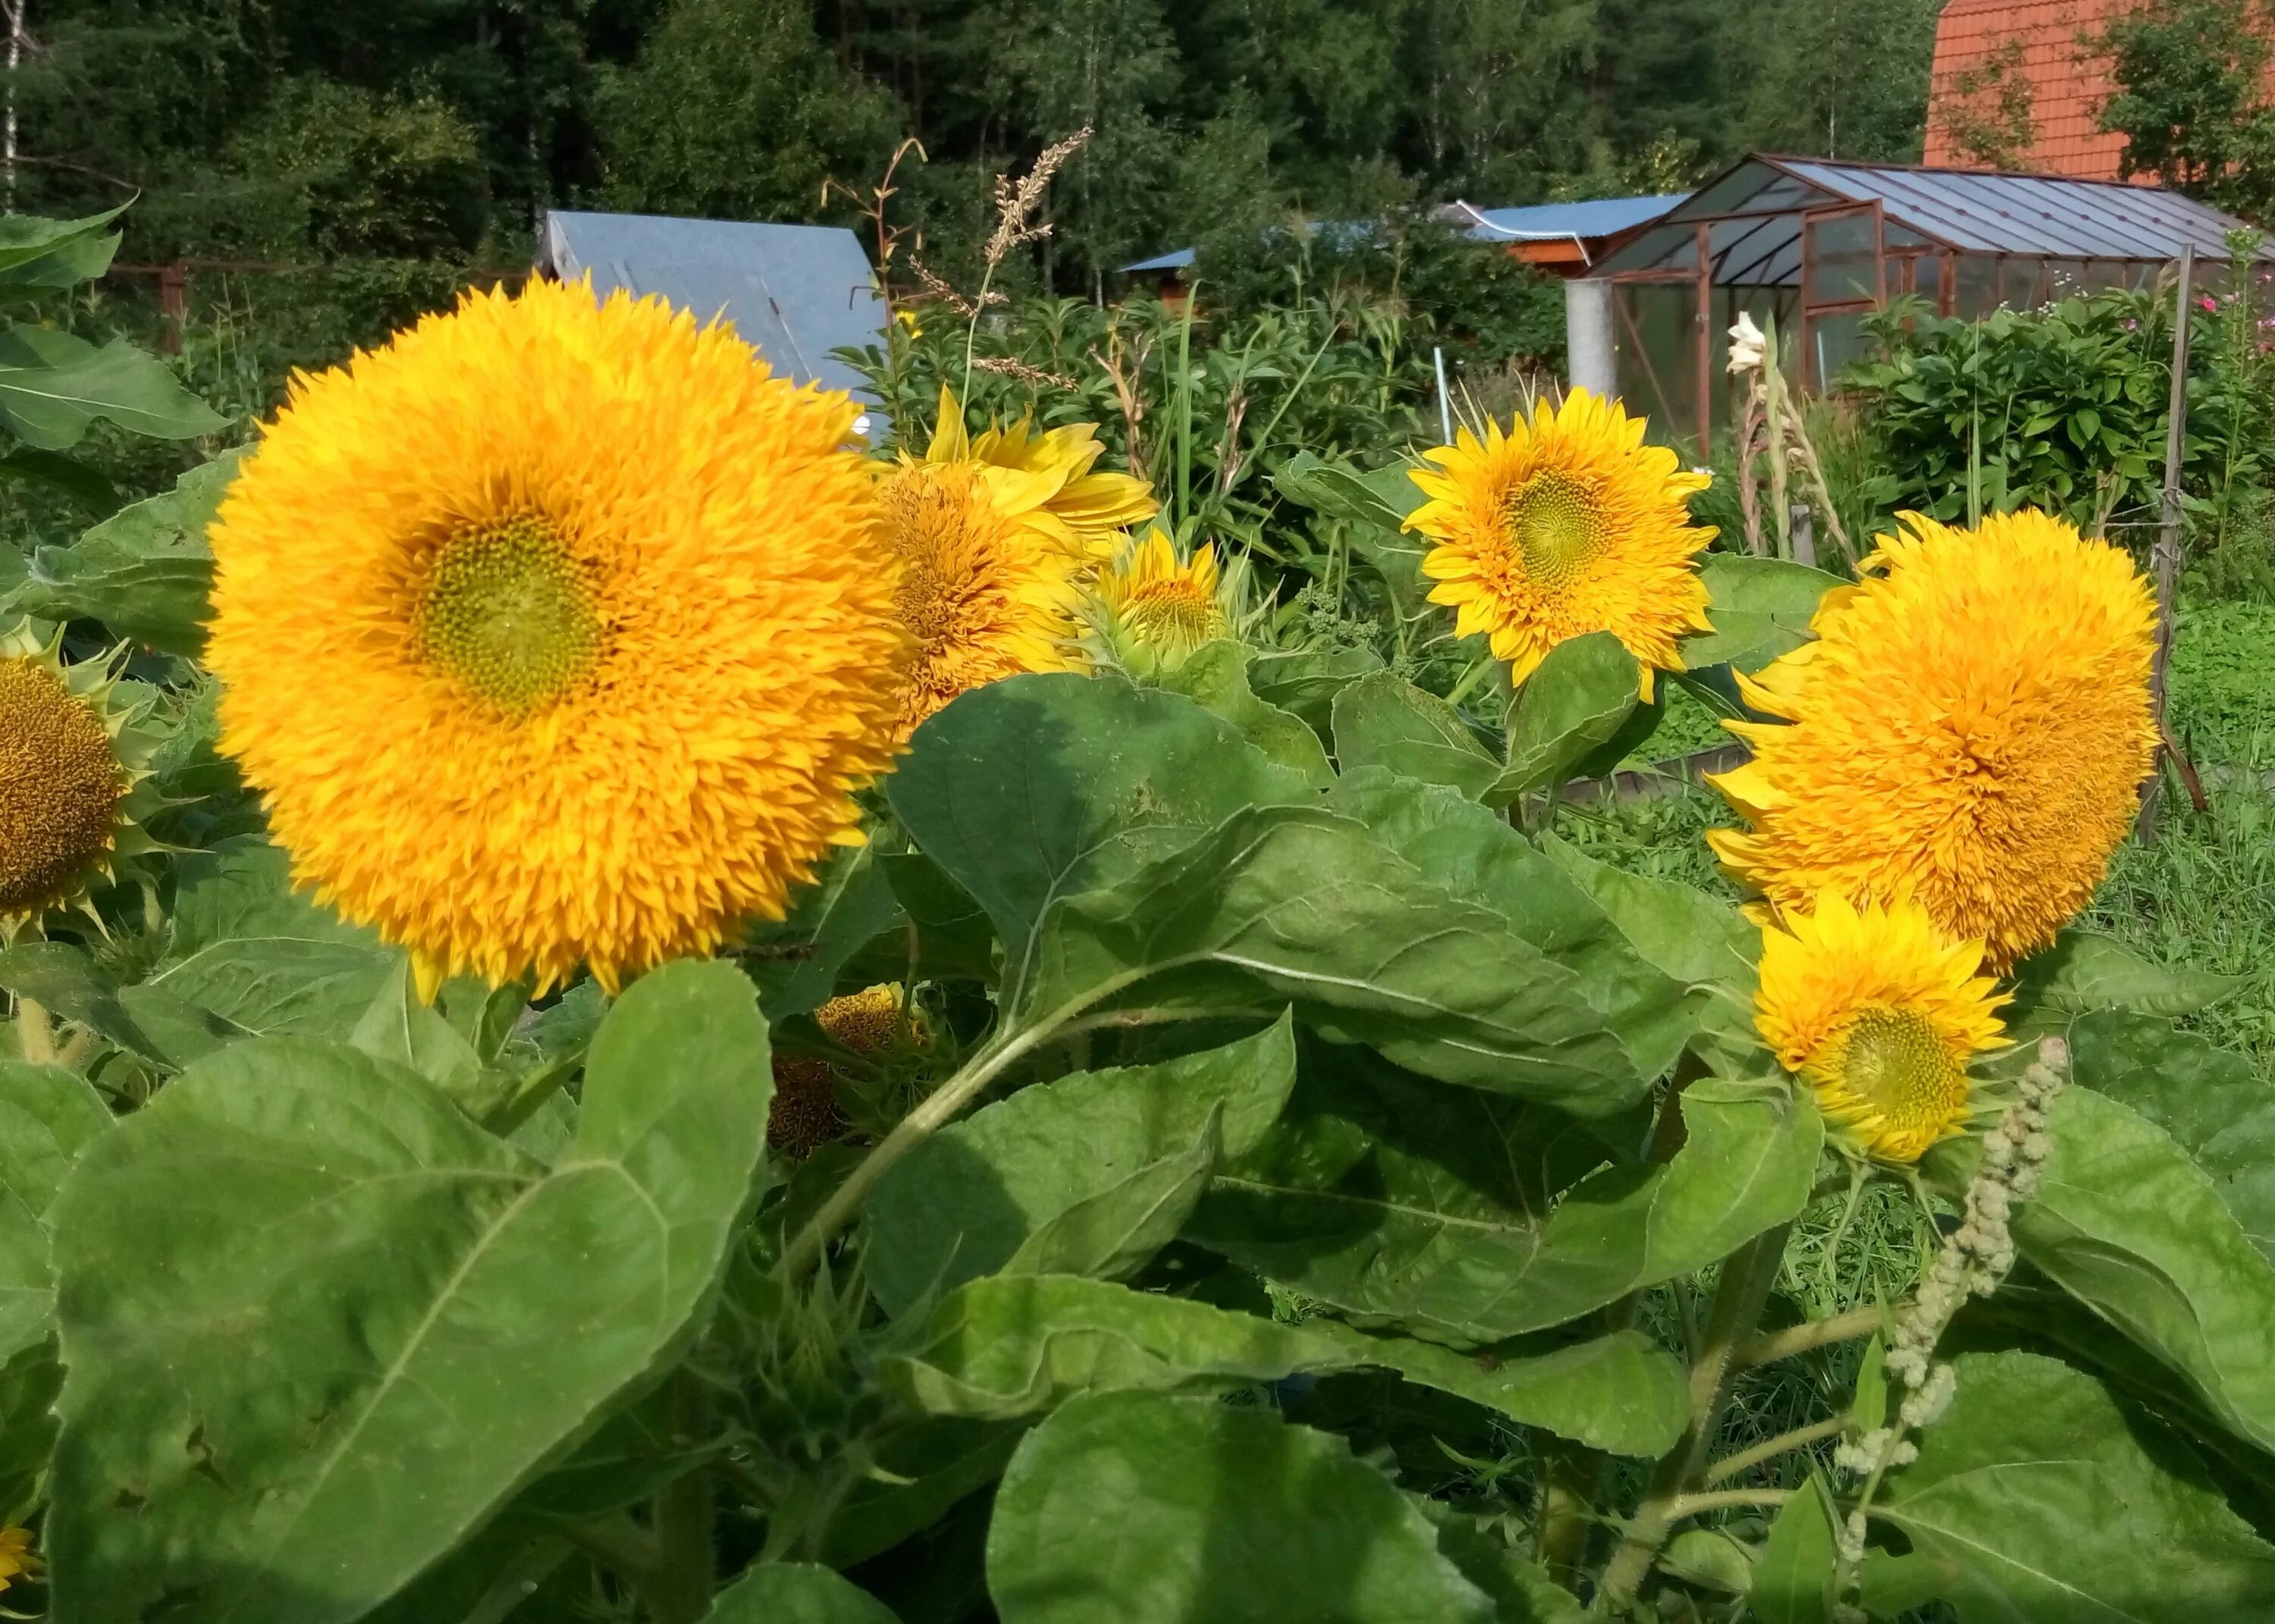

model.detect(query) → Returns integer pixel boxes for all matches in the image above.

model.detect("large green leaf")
[986,1390,1497,1624]
[7,447,240,654]
[0,207,127,286]
[1997,1084,2275,1455]
[1025,804,1683,1115]
[1862,1351,2275,1622]
[0,1062,109,1363]
[864,1016,1297,1316]
[1247,645,1388,740]
[1158,641,1334,786]
[1332,671,1500,798]
[48,959,774,1624]
[1681,555,1838,673]
[0,323,225,449]
[1272,450,1425,534]
[0,939,247,1068]
[1496,632,1641,801]
[708,1563,902,1622]
[1325,773,1696,1070]
[884,1272,1687,1457]
[1751,1472,1838,1624]
[1191,1051,1819,1343]
[2069,1010,2275,1262]
[2008,932,2241,1031]
[741,842,907,1022]
[886,673,1312,978]
[143,837,396,1039]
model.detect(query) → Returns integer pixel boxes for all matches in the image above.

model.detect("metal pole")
[1433,345,1452,443]
[2139,245,2195,843]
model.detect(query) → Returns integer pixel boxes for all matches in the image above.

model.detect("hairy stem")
[1665,1488,1792,1520]
[1594,1224,1792,1613]
[14,995,57,1067]
[645,1372,716,1624]
[1535,1438,1599,1591]
[1734,1306,1880,1371]
[1704,1414,1850,1486]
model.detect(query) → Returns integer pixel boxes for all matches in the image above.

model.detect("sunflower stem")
[14,995,56,1067]
[645,1370,716,1624]
[1594,1223,1791,1613]
[1734,1306,1881,1372]
[1704,1413,1851,1485]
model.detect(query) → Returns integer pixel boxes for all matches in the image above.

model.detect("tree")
[2093,0,2275,221]
[591,0,897,223]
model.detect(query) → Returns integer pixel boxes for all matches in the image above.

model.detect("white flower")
[1727,312,1767,375]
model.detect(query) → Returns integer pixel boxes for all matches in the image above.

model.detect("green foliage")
[2093,0,2275,222]
[1846,287,2270,529]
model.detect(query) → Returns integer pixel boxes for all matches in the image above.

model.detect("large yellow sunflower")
[0,619,165,938]
[1090,525,1228,673]
[883,387,1156,735]
[1709,509,2157,972]
[1402,389,1715,697]
[1756,891,2007,1162]
[206,278,909,996]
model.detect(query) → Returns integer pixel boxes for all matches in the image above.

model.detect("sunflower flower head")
[1756,891,2007,1163]
[206,278,910,997]
[1087,525,1232,676]
[1709,509,2158,972]
[0,619,167,939]
[0,1524,37,1591]
[767,983,923,1157]
[1402,389,1715,698]
[931,385,1157,560]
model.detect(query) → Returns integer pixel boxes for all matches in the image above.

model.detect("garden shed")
[537,210,886,400]
[1580,154,2273,448]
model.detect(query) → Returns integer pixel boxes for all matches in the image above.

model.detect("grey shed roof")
[1452,193,1687,243]
[539,210,886,400]
[1593,155,2273,284]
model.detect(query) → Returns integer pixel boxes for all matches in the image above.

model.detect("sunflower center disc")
[1837,1005,1966,1136]
[1127,582,1222,651]
[1504,471,1608,594]
[0,656,122,914]
[416,516,601,716]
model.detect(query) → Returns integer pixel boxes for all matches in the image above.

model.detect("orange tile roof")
[1923,0,2138,180]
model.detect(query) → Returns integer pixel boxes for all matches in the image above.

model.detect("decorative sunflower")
[883,387,1156,735]
[1402,389,1715,698]
[0,619,167,939]
[1088,526,1231,675]
[932,387,1157,560]
[206,279,910,997]
[1710,509,2157,972]
[1755,891,2007,1163]
[0,1523,36,1592]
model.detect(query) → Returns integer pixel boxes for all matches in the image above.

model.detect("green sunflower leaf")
[7,446,243,654]
[883,1272,1687,1458]
[1331,670,1501,798]
[864,1014,1296,1316]
[1158,640,1334,786]
[1021,803,1686,1115]
[1860,1351,2275,1622]
[1189,1046,1819,1343]
[1682,554,1840,674]
[706,1563,902,1623]
[985,1391,1498,1624]
[886,672,1314,983]
[0,321,225,450]
[2008,931,2242,1029]
[46,958,773,1624]
[1497,632,1641,802]
[0,1061,110,1364]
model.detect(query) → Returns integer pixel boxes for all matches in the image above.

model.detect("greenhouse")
[1581,153,2273,447]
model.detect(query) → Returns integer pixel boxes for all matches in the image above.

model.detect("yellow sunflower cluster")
[204,281,1159,1002]
[1728,508,2158,1161]
[1087,526,1232,676]
[881,386,1156,737]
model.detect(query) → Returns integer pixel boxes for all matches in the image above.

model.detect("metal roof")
[539,210,885,400]
[1592,155,2270,284]
[1454,193,1688,243]
[1119,246,1196,273]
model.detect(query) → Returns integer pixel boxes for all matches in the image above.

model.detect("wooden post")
[1789,503,1816,569]
[2139,246,2195,843]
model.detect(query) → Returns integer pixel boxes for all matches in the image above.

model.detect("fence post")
[2138,245,2195,843]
